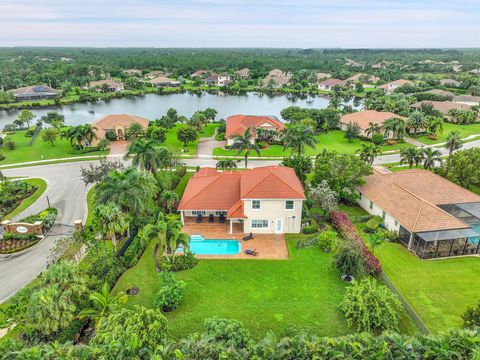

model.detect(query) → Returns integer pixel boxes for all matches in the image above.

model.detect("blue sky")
[1,0,479,47]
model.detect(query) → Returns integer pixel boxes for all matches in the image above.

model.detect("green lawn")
[174,172,194,197]
[417,123,480,145]
[164,123,218,155]
[213,130,410,157]
[2,178,47,220]
[85,185,96,226]
[375,242,480,333]
[0,130,107,165]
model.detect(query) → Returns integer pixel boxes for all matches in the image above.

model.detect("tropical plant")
[93,203,129,251]
[422,147,442,169]
[365,122,382,137]
[406,111,427,136]
[17,109,35,128]
[444,130,463,157]
[126,122,145,141]
[333,241,365,278]
[216,159,237,170]
[426,116,444,138]
[356,143,382,164]
[125,139,164,173]
[462,301,480,329]
[317,230,338,252]
[399,147,424,168]
[382,117,405,141]
[160,190,179,213]
[343,122,361,143]
[176,126,197,146]
[281,124,318,155]
[280,154,312,185]
[229,128,261,168]
[41,128,58,146]
[153,272,186,312]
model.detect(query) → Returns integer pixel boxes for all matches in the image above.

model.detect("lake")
[0,93,362,128]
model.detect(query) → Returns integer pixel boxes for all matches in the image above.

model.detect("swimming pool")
[189,235,241,255]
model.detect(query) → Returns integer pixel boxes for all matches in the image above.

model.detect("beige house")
[339,110,403,138]
[88,79,124,92]
[262,69,292,88]
[225,114,285,145]
[411,100,472,121]
[90,114,150,145]
[205,73,232,86]
[378,79,411,94]
[149,76,180,87]
[317,78,346,91]
[13,85,59,101]
[235,68,250,78]
[178,166,305,234]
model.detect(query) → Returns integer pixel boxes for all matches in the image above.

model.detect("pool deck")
[182,222,289,260]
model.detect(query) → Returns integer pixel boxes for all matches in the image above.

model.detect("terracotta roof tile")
[226,115,285,138]
[91,114,150,139]
[411,100,471,115]
[340,110,404,130]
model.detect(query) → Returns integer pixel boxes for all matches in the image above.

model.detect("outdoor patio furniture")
[219,213,226,223]
[195,214,203,223]
[242,232,254,241]
[208,214,214,223]
[245,249,257,256]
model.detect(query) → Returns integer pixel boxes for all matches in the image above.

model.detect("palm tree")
[406,111,427,137]
[77,283,127,328]
[422,148,442,170]
[166,225,190,262]
[125,139,163,173]
[160,190,179,213]
[383,117,406,141]
[343,122,361,143]
[365,122,382,138]
[426,117,444,139]
[93,203,129,251]
[356,143,382,165]
[281,124,318,155]
[127,122,144,141]
[229,128,261,168]
[444,130,463,157]
[141,213,168,268]
[80,124,98,146]
[400,147,424,168]
[216,159,237,170]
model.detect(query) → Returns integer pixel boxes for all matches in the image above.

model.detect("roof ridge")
[242,168,304,199]
[183,172,241,208]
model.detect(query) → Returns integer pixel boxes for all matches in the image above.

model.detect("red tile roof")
[226,115,285,138]
[340,110,404,130]
[91,114,150,139]
[178,166,305,218]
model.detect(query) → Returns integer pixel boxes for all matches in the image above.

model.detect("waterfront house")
[339,110,403,138]
[317,78,346,91]
[378,79,411,94]
[13,85,59,101]
[149,76,181,87]
[205,73,232,86]
[91,114,150,145]
[226,114,285,145]
[88,79,124,92]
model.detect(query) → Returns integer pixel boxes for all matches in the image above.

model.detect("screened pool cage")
[397,202,480,259]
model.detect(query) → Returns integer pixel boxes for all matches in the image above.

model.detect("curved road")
[2,138,480,301]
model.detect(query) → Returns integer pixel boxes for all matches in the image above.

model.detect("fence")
[379,272,430,335]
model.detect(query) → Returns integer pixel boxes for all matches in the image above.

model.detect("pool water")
[189,235,241,255]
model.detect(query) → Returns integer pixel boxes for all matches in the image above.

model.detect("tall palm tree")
[356,143,382,165]
[444,130,463,157]
[365,122,382,138]
[281,124,318,155]
[406,111,427,137]
[93,203,129,251]
[400,147,424,169]
[141,213,168,267]
[160,190,179,213]
[166,226,190,261]
[229,128,261,168]
[125,139,163,173]
[426,117,444,139]
[80,124,98,146]
[127,122,145,141]
[422,148,443,170]
[77,283,127,328]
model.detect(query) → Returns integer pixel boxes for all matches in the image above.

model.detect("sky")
[1,0,480,48]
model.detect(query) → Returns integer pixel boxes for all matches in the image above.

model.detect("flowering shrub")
[330,211,382,274]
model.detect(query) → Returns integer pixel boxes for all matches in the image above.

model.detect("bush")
[364,216,383,233]
[371,132,384,145]
[21,208,57,232]
[382,229,399,242]
[256,140,266,149]
[333,241,365,278]
[301,217,318,234]
[153,272,186,312]
[105,129,117,141]
[158,252,198,272]
[462,302,480,329]
[318,230,338,252]
[0,152,5,161]
[123,232,149,268]
[25,126,37,137]
[5,140,16,150]
[204,317,251,348]
[215,133,225,141]
[2,232,37,241]
[340,278,402,333]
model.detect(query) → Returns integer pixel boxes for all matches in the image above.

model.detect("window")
[369,201,374,210]
[192,210,206,215]
[285,200,294,210]
[215,211,227,216]
[251,220,268,229]
[252,200,261,210]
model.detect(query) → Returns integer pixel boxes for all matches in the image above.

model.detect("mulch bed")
[0,239,38,254]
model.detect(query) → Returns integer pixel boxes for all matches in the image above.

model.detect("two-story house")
[177,166,305,234]
[226,114,285,145]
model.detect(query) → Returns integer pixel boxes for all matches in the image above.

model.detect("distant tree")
[281,154,312,185]
[203,108,218,121]
[188,111,207,131]
[216,159,237,170]
[445,130,463,158]
[177,126,197,146]
[125,139,163,173]
[147,125,167,143]
[41,128,58,146]
[17,109,35,128]
[281,124,318,155]
[344,122,361,143]
[406,111,427,137]
[229,128,261,168]
[422,147,442,170]
[356,143,382,164]
[400,147,424,168]
[41,112,65,128]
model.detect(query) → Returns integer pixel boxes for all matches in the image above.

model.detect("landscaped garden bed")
[0,179,37,219]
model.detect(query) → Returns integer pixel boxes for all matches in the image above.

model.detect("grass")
[2,178,47,220]
[0,130,107,166]
[213,130,411,157]
[375,242,480,333]
[84,185,96,226]
[164,123,218,155]
[174,172,194,197]
[416,123,480,145]
[113,235,351,339]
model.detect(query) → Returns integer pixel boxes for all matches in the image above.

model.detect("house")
[317,78,346,91]
[149,76,180,87]
[346,74,380,84]
[346,59,363,67]
[13,85,59,101]
[191,69,208,77]
[124,69,142,76]
[235,68,250,78]
[91,114,150,145]
[88,80,124,92]
[425,89,455,99]
[411,100,471,118]
[316,72,332,81]
[439,79,460,87]
[339,110,403,138]
[177,166,305,234]
[226,114,285,145]
[378,79,411,94]
[262,69,292,88]
[205,73,232,86]
[145,70,165,79]
[357,168,480,259]
[452,95,480,106]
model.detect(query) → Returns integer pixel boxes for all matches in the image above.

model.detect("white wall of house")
[357,193,400,232]
[318,84,332,91]
[242,199,303,234]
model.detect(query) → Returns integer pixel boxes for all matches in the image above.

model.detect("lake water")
[0,92,361,128]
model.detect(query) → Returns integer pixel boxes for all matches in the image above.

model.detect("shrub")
[25,126,37,137]
[105,129,117,141]
[333,241,365,277]
[256,140,266,149]
[382,229,399,242]
[371,132,384,145]
[204,317,251,348]
[364,216,383,233]
[215,133,225,141]
[153,272,186,312]
[301,217,318,234]
[0,152,5,161]
[5,140,16,150]
[2,232,37,241]
[462,301,480,329]
[340,277,402,333]
[158,252,198,272]
[318,230,338,252]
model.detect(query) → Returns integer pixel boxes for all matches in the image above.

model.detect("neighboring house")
[346,59,362,67]
[316,72,332,81]
[88,80,124,92]
[411,100,471,119]
[470,69,480,74]
[339,110,402,138]
[191,69,208,77]
[13,85,59,101]
[145,70,165,79]
[346,73,380,84]
[235,68,250,78]
[358,168,480,259]
[439,79,461,87]
[91,114,150,145]
[317,78,346,91]
[149,76,180,87]
[378,79,411,94]
[124,69,142,76]
[452,95,480,106]
[226,114,285,145]
[178,166,305,234]
[262,69,292,88]
[425,89,455,99]
[205,73,232,86]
